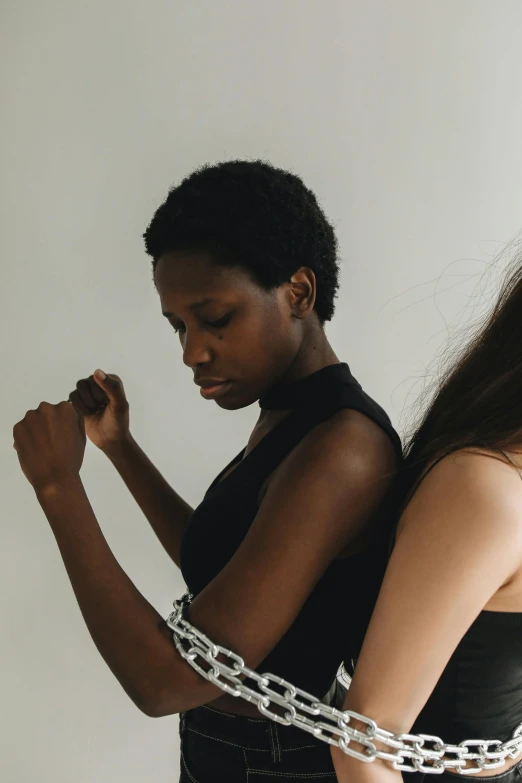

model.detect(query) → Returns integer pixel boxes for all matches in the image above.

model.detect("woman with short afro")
[18,160,402,781]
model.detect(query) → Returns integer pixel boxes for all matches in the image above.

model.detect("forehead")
[154,251,254,307]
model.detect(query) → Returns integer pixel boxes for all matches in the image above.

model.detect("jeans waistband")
[180,677,348,758]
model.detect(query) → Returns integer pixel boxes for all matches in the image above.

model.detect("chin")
[215,393,257,411]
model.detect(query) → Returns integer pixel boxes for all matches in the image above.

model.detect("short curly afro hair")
[144,160,340,323]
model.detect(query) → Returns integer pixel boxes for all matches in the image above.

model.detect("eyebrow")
[162,298,217,318]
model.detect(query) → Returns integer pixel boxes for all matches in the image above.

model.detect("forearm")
[103,435,193,567]
[36,477,193,715]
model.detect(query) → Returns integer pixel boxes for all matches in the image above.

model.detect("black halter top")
[179,362,402,697]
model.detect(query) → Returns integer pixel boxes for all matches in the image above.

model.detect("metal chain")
[166,592,522,774]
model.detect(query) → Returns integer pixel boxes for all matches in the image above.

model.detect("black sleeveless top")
[179,363,402,698]
[396,451,522,745]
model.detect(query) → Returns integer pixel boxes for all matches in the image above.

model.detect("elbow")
[131,685,181,719]
[136,698,167,719]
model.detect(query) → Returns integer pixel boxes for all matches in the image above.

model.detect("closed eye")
[206,314,231,329]
[170,314,231,335]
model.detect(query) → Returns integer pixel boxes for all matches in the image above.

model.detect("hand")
[68,370,130,452]
[331,745,403,783]
[331,745,355,783]
[13,401,86,492]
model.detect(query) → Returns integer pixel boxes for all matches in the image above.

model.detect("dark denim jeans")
[179,707,522,783]
[178,703,337,782]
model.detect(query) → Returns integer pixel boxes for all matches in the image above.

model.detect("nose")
[181,329,212,369]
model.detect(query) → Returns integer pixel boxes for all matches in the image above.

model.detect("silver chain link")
[166,592,522,774]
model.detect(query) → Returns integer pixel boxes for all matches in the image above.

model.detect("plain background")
[2,1,522,780]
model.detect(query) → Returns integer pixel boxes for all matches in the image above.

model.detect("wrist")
[34,474,83,502]
[101,433,135,461]
[331,746,402,783]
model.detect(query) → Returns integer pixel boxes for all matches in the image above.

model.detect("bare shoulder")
[304,407,398,461]
[285,407,399,480]
[398,446,522,540]
[415,446,521,492]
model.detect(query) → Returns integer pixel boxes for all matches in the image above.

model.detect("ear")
[287,268,317,319]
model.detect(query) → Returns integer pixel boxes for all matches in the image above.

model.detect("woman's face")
[155,251,307,410]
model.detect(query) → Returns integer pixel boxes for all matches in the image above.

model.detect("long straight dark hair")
[398,243,522,505]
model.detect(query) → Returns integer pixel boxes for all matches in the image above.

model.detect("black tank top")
[179,362,402,698]
[396,451,522,744]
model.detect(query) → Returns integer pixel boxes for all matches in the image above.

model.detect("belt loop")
[268,722,282,763]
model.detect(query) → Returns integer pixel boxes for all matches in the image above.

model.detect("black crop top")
[179,363,402,699]
[396,451,522,746]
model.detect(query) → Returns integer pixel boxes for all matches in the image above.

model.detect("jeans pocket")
[180,726,245,783]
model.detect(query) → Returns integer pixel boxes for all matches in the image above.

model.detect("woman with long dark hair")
[331,254,522,782]
[12,160,401,781]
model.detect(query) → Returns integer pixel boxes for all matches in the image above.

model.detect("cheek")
[240,312,299,367]
[239,312,282,348]
[222,298,297,364]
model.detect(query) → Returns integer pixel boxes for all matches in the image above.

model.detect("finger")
[13,423,21,447]
[92,370,127,410]
[68,389,94,417]
[76,378,99,410]
[13,420,27,448]
[87,375,109,405]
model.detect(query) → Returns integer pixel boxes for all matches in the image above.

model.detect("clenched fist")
[13,401,86,492]
[68,370,130,452]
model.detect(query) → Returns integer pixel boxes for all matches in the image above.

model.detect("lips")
[195,379,232,400]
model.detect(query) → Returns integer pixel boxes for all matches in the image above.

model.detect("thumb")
[93,369,127,409]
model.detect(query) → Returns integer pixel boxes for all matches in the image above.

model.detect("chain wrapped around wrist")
[166,592,522,774]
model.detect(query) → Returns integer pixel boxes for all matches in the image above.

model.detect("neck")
[279,328,339,387]
[258,331,347,414]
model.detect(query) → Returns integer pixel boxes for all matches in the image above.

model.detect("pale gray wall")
[2,1,522,780]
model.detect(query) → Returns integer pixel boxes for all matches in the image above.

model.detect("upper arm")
[191,411,398,665]
[344,450,522,733]
[162,412,398,713]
